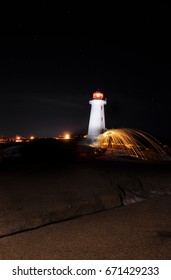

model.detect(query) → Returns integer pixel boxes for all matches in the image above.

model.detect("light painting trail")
[93,128,166,160]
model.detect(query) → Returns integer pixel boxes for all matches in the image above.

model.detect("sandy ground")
[0,155,171,259]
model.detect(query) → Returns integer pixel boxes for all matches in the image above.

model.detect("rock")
[99,192,121,209]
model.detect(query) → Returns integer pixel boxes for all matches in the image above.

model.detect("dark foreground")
[0,195,171,259]
[0,139,171,259]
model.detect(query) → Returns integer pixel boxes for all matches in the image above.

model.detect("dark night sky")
[0,1,171,143]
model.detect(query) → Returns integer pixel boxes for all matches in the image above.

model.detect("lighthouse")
[87,91,107,142]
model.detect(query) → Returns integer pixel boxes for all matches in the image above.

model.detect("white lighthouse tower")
[87,91,107,142]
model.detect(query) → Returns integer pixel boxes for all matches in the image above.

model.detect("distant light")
[64,134,70,139]
[16,136,22,142]
[30,136,34,140]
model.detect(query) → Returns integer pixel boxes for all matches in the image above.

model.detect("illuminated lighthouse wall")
[87,91,107,142]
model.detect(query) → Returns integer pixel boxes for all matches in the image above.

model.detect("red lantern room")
[93,91,104,100]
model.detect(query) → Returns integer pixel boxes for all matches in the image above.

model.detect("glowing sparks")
[94,128,166,160]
